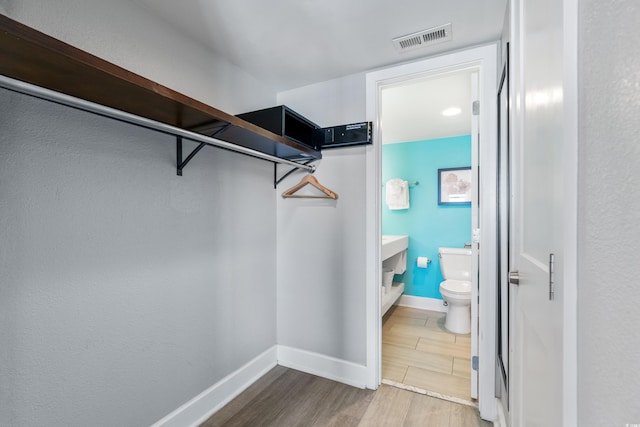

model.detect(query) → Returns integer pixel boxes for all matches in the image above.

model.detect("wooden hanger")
[282,175,339,199]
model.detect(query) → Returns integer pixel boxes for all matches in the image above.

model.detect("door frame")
[364,44,498,420]
[496,45,511,418]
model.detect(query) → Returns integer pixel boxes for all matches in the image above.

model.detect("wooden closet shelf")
[0,14,321,162]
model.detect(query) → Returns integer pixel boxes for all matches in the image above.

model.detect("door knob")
[509,271,520,285]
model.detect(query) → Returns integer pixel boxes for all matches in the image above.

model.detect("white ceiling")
[133,0,506,140]
[134,0,506,92]
[381,70,473,143]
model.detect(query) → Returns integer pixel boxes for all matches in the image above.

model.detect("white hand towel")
[386,178,409,210]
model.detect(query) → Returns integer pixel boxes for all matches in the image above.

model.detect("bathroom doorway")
[379,69,477,403]
[365,44,498,419]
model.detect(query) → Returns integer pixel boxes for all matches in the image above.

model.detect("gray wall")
[578,1,640,425]
[1,0,274,114]
[1,1,278,426]
[276,74,368,364]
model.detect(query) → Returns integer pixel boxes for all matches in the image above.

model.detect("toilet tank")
[438,247,472,280]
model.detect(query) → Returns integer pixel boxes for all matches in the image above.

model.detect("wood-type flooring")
[201,365,490,427]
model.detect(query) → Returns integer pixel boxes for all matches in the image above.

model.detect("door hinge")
[472,100,480,116]
[472,356,479,371]
[472,228,481,244]
[549,253,555,301]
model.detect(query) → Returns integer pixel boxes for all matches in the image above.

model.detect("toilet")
[438,247,472,334]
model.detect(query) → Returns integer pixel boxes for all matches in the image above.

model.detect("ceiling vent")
[392,23,452,53]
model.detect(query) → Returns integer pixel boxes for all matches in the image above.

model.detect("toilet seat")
[440,279,471,295]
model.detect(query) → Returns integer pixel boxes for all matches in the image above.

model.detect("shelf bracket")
[176,137,206,176]
[274,161,316,189]
[177,125,230,176]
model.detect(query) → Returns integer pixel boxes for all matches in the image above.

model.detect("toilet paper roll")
[416,256,430,268]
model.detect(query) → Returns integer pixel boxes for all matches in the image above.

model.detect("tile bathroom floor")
[382,305,474,403]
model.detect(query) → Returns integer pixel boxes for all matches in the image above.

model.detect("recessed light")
[442,107,462,116]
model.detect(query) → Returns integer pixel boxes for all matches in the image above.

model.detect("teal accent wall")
[382,135,472,299]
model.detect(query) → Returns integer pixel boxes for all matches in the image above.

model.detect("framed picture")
[438,167,472,205]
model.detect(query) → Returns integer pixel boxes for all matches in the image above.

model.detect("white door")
[469,71,479,400]
[509,0,565,424]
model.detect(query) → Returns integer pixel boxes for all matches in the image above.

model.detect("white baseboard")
[397,295,448,312]
[152,345,372,426]
[151,346,278,427]
[277,345,368,389]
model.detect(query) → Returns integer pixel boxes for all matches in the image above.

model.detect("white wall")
[578,1,640,425]
[1,1,279,426]
[276,74,368,365]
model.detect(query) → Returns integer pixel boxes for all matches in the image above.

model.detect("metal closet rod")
[0,75,316,173]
